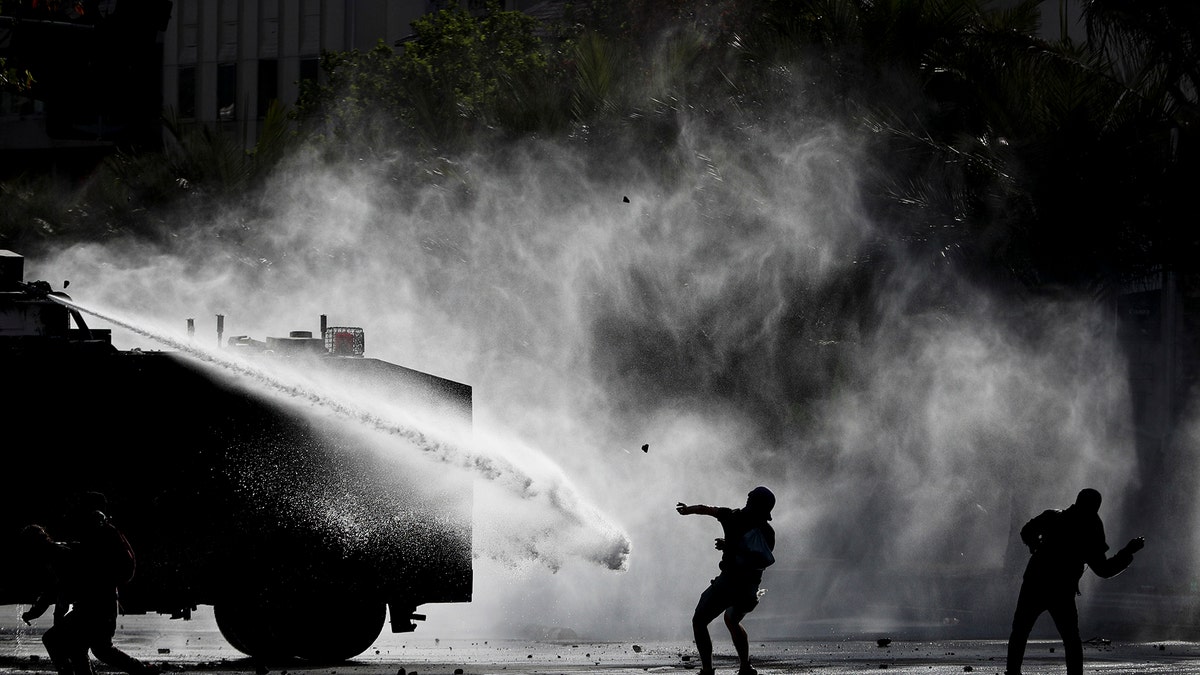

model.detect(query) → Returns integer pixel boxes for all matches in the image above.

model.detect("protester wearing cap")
[676,487,777,675]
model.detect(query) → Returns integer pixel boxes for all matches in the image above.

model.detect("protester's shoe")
[737,666,757,675]
[697,668,715,675]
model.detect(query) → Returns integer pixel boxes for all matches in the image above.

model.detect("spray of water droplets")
[51,293,631,572]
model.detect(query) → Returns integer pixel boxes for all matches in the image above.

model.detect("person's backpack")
[106,524,137,586]
[734,525,775,570]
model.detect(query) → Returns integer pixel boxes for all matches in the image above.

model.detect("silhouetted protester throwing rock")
[1006,488,1145,675]
[676,486,776,675]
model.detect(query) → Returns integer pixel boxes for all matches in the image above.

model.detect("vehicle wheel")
[291,596,386,662]
[215,598,293,660]
[215,593,385,662]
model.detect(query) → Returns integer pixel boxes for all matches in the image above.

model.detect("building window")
[257,60,278,118]
[299,58,319,86]
[217,63,236,121]
[179,66,196,119]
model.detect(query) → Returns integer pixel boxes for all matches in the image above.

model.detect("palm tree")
[1077,0,1199,277]
[1082,0,1199,123]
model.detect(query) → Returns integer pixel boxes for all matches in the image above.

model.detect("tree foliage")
[295,3,551,147]
[293,43,410,146]
[726,0,1195,291]
[0,56,34,92]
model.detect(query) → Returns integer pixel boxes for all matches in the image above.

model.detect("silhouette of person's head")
[18,524,55,560]
[1075,488,1102,514]
[67,491,109,530]
[746,486,775,520]
[77,491,108,513]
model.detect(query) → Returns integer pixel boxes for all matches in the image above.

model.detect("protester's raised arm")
[676,503,721,517]
[1089,537,1145,578]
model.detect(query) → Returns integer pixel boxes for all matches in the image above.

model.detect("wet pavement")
[3,613,1200,674]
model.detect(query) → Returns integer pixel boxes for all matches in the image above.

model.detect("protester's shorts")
[694,572,761,619]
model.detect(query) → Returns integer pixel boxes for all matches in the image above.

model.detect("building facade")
[161,0,516,148]
[4,0,1081,158]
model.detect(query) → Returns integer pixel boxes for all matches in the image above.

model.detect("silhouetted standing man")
[59,492,158,675]
[1006,488,1145,675]
[677,486,776,675]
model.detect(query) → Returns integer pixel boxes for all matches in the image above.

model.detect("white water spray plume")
[24,63,1156,640]
[52,294,630,574]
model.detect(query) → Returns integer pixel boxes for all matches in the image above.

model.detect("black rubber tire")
[215,594,385,662]
[214,598,293,661]
[291,597,386,662]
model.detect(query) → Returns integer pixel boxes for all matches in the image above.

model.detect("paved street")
[4,612,1200,675]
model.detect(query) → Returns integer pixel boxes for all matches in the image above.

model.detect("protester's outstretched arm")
[676,502,721,518]
[1089,537,1146,578]
[21,593,52,624]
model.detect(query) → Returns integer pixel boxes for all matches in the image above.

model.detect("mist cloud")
[25,68,1146,639]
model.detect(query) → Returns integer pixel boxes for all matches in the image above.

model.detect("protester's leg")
[724,578,762,675]
[42,625,74,675]
[1047,594,1083,675]
[92,642,154,675]
[1005,582,1045,675]
[693,580,729,673]
[723,608,751,672]
[45,612,93,675]
[69,645,96,675]
[92,637,154,675]
[83,603,155,675]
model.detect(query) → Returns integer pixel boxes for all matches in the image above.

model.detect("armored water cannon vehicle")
[0,250,473,661]
[0,250,109,347]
